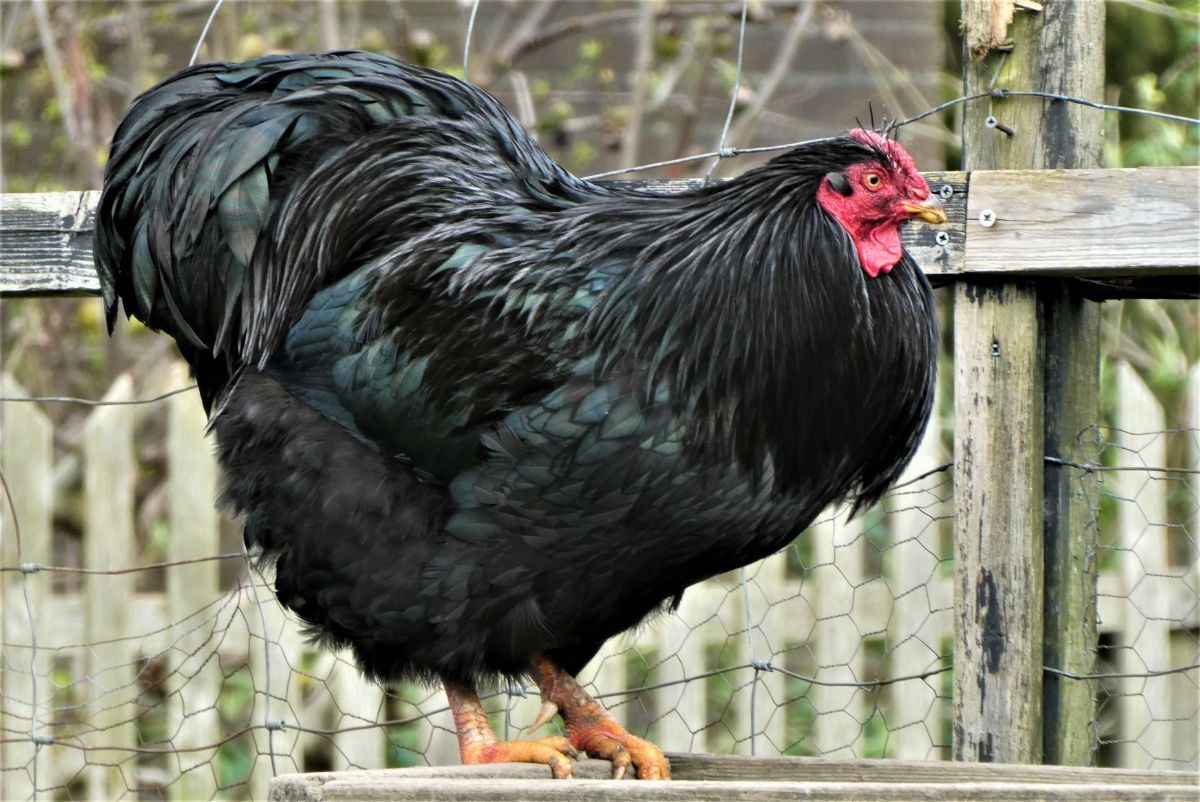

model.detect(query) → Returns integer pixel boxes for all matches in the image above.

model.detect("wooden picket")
[1112,362,1198,770]
[164,362,223,801]
[81,375,139,800]
[0,374,54,802]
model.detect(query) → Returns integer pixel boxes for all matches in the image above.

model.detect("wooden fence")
[2,355,1196,800]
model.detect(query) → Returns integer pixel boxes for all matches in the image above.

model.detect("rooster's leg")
[528,654,671,780]
[443,678,578,778]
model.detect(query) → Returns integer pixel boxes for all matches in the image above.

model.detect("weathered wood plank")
[650,580,713,754]
[249,574,304,798]
[955,0,1105,766]
[308,778,1198,802]
[1,168,1196,297]
[963,167,1200,277]
[0,190,101,294]
[268,755,1200,791]
[809,508,866,758]
[329,651,386,770]
[267,755,1200,802]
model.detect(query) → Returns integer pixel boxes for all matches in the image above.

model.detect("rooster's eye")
[864,173,882,190]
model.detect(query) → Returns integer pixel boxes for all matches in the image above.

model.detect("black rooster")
[96,51,944,779]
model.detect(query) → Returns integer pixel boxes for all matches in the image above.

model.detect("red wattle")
[857,224,903,277]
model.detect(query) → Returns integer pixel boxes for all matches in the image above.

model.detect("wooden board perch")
[1,167,1197,298]
[265,754,1200,801]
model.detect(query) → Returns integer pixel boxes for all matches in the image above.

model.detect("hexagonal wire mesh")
[1088,360,1199,771]
[5,343,1195,800]
[0,368,956,800]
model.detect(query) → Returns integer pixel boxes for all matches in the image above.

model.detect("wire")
[0,385,197,406]
[1045,663,1199,681]
[189,0,225,67]
[0,553,244,575]
[997,89,1200,127]
[463,0,482,79]
[703,0,749,182]
[1045,455,1200,475]
[589,86,1199,179]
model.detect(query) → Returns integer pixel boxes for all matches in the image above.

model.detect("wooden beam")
[267,754,1200,801]
[1,190,100,295]
[955,0,1107,770]
[962,168,1198,276]
[0,168,1196,297]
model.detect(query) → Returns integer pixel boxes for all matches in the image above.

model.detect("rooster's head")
[815,129,948,278]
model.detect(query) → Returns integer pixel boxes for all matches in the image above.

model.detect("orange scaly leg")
[528,654,671,780]
[443,678,578,778]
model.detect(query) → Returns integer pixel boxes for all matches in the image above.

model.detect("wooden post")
[952,280,1044,764]
[1041,280,1102,767]
[955,0,1105,764]
[956,0,1045,760]
[1024,1,1106,768]
[653,580,711,754]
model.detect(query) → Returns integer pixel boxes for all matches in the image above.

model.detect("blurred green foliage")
[1105,0,1199,167]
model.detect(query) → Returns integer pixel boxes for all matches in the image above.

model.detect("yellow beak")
[903,199,948,225]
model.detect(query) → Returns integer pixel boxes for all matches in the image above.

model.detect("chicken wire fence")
[1,342,1197,800]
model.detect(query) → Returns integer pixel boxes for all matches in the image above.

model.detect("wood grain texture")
[1040,286,1101,767]
[963,167,1199,276]
[954,0,1112,766]
[1028,0,1106,770]
[0,190,101,294]
[266,754,1200,802]
[310,778,1197,802]
[962,0,1018,61]
[952,282,1045,764]
[955,0,1044,768]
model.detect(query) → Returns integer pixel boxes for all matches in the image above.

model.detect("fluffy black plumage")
[96,52,938,686]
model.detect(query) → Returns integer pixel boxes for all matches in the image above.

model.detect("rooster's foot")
[463,736,578,779]
[444,679,579,778]
[530,655,671,780]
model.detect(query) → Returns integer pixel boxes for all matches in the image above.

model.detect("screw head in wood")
[979,209,997,228]
[939,184,954,200]
[935,231,950,246]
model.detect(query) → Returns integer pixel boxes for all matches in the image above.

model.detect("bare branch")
[725,0,815,149]
[621,0,658,167]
